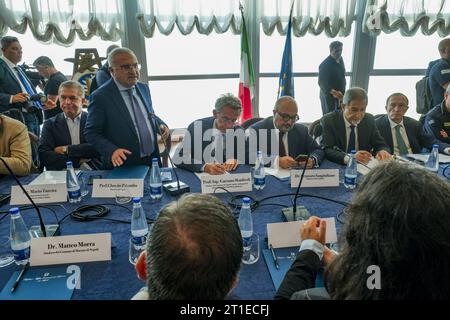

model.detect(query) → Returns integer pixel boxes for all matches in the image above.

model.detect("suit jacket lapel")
[56,114,72,145]
[1,60,22,90]
[337,112,347,150]
[382,116,394,150]
[80,113,87,144]
[110,82,139,140]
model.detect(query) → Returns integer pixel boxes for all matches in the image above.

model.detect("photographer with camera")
[0,36,43,136]
[33,56,67,119]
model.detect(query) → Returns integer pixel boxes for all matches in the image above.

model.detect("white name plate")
[92,179,144,198]
[30,233,111,266]
[200,173,252,194]
[291,169,339,188]
[10,183,67,205]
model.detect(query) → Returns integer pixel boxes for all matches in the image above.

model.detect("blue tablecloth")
[2,160,445,300]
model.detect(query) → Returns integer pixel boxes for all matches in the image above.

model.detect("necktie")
[127,89,154,156]
[14,67,42,110]
[279,131,287,157]
[347,125,356,153]
[395,125,409,155]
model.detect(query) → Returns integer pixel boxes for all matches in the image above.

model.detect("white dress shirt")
[389,118,412,155]
[64,113,82,145]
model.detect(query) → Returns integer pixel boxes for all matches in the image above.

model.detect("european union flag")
[277,9,294,98]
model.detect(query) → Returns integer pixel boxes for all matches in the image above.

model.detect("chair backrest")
[308,119,322,138]
[1,108,25,124]
[241,117,263,130]
[374,114,384,121]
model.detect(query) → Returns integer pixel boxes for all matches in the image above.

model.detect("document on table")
[402,153,450,164]
[357,158,380,176]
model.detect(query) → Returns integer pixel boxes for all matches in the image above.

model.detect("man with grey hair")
[38,80,100,170]
[424,85,450,144]
[33,55,67,119]
[85,47,169,169]
[176,93,245,174]
[133,193,243,300]
[321,87,391,165]
[248,95,324,169]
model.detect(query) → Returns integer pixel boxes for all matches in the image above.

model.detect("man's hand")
[376,150,392,161]
[279,156,298,169]
[300,216,326,245]
[204,163,227,175]
[297,158,315,169]
[322,246,337,266]
[11,93,28,103]
[355,150,372,165]
[54,146,67,155]
[160,125,170,142]
[43,99,57,110]
[112,148,132,167]
[331,90,344,100]
[440,129,449,139]
[224,159,239,171]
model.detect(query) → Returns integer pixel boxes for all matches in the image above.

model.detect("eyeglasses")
[114,63,141,72]
[276,111,299,122]
[219,116,238,124]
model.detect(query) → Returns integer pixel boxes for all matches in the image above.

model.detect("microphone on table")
[282,125,323,222]
[0,158,59,237]
[148,112,190,196]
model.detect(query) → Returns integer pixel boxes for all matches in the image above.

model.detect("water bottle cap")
[132,197,141,203]
[66,161,73,166]
[9,207,19,214]
[257,151,262,155]
[242,197,251,204]
[433,144,439,148]
[152,158,159,163]
[351,150,356,154]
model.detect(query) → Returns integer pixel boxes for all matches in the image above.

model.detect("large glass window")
[3,30,120,76]
[149,78,238,129]
[145,29,239,76]
[374,32,442,70]
[367,76,422,120]
[260,26,355,73]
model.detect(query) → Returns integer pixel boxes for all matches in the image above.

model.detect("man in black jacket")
[38,80,100,170]
[321,87,391,165]
[376,93,450,155]
[318,41,346,115]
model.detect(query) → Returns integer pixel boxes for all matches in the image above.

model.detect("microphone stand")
[148,113,190,196]
[0,158,48,237]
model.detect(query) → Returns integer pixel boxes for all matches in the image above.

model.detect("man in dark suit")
[0,36,43,135]
[38,81,100,170]
[248,96,324,169]
[85,48,169,169]
[175,93,244,174]
[321,87,391,165]
[376,93,450,156]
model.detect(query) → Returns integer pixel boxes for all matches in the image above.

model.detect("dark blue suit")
[0,59,43,133]
[84,79,165,169]
[38,112,100,170]
[248,117,324,165]
[175,116,245,172]
[375,114,450,154]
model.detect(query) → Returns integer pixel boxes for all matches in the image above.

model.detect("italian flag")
[238,10,255,123]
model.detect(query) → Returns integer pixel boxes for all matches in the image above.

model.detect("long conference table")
[0,160,447,300]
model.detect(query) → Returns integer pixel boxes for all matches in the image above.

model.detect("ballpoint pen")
[11,262,29,293]
[269,244,279,270]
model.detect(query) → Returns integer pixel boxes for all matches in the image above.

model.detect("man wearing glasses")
[176,93,244,175]
[248,96,324,169]
[321,87,391,165]
[376,93,450,156]
[85,48,169,169]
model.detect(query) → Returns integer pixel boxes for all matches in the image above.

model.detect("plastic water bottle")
[9,208,31,266]
[425,144,439,172]
[149,158,162,200]
[131,197,149,248]
[66,161,81,203]
[238,197,253,250]
[253,151,266,190]
[344,150,357,189]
